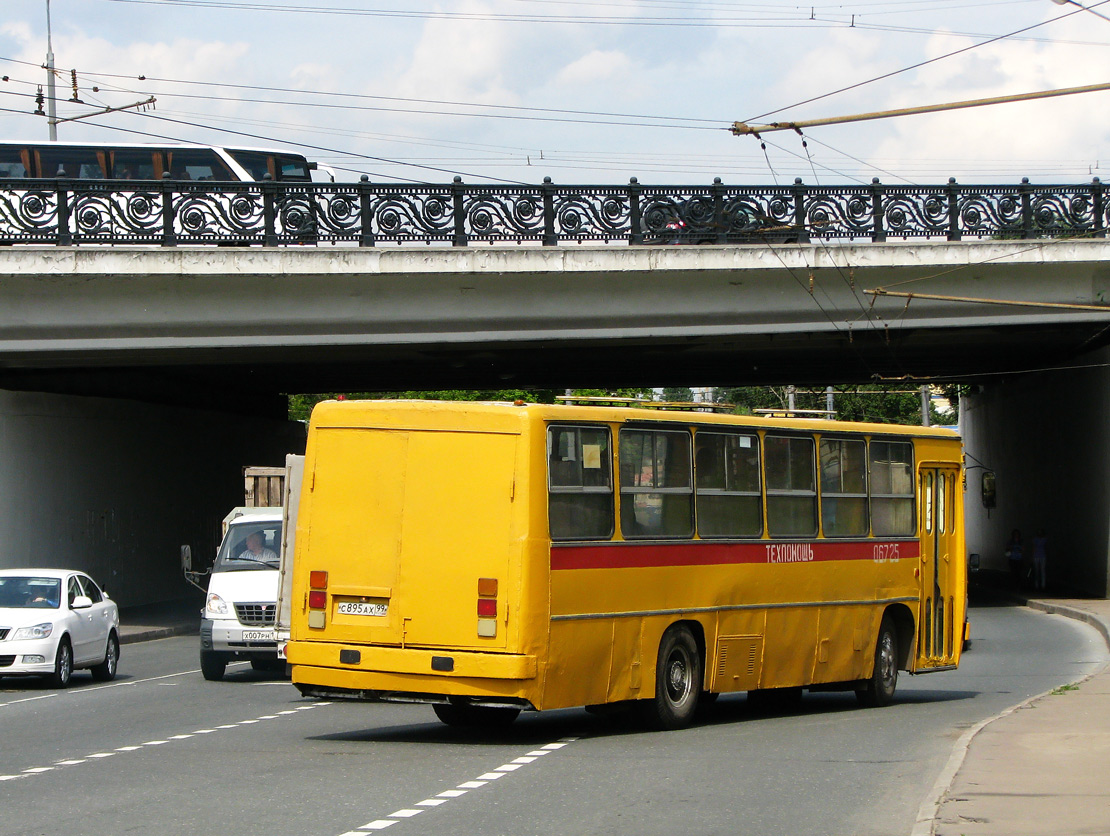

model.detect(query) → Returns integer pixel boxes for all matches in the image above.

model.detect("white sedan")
[0,569,120,687]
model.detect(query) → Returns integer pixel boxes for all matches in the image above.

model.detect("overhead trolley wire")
[740,0,1110,123]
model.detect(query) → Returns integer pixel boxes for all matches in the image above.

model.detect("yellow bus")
[287,400,965,729]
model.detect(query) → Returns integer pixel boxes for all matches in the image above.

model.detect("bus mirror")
[969,553,981,573]
[181,545,193,573]
[980,471,996,508]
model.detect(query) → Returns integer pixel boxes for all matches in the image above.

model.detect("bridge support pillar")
[962,346,1110,597]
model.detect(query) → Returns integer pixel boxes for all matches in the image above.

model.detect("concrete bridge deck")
[0,239,1106,398]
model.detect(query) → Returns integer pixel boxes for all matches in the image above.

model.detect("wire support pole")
[50,97,157,126]
[44,0,57,140]
[731,82,1110,136]
[865,288,1110,313]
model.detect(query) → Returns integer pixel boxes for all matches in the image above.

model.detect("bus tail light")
[477,598,497,618]
[477,577,498,637]
[308,570,328,628]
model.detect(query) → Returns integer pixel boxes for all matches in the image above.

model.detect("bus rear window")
[276,155,311,181]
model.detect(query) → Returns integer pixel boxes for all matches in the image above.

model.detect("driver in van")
[238,531,278,562]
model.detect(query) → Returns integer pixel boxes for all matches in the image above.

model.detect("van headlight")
[12,623,53,641]
[205,592,229,616]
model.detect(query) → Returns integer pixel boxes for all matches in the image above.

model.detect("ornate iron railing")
[0,175,1104,246]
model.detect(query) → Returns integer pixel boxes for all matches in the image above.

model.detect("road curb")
[1025,600,1110,650]
[119,624,197,645]
[912,602,1110,836]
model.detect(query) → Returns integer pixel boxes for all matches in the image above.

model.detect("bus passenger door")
[917,466,960,668]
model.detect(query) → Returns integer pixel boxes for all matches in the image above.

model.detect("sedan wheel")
[48,638,73,688]
[91,632,119,682]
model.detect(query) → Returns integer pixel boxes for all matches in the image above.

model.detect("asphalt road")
[1,602,1104,836]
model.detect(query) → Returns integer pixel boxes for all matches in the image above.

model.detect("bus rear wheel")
[433,701,520,728]
[642,624,702,730]
[857,615,899,708]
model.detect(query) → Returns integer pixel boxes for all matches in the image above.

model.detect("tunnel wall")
[962,346,1110,597]
[0,388,304,607]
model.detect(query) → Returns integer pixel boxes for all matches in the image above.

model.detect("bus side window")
[111,150,157,180]
[165,150,235,181]
[0,147,29,178]
[695,432,762,538]
[548,426,613,541]
[619,428,693,539]
[765,435,817,537]
[225,150,273,181]
[870,440,915,536]
[37,149,107,179]
[819,437,868,537]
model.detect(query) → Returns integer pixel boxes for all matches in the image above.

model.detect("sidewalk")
[927,595,1110,836]
[117,598,201,645]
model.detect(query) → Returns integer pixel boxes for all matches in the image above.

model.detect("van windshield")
[214,521,282,572]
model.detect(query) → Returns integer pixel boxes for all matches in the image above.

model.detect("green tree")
[661,387,694,402]
[716,384,958,426]
[286,387,653,422]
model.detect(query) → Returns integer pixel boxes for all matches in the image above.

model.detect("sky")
[2,0,1109,185]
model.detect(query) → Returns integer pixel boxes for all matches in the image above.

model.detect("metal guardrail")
[0,174,1104,247]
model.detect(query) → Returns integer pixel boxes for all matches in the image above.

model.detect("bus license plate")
[338,601,388,617]
[242,630,271,641]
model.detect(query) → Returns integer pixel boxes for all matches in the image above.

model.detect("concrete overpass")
[0,239,1106,400]
[0,239,1107,604]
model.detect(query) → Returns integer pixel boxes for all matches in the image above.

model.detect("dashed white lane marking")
[0,665,251,708]
[340,737,578,835]
[0,701,332,783]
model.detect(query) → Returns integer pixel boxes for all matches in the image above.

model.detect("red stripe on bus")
[550,540,918,570]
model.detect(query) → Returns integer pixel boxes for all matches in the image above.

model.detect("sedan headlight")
[12,623,53,641]
[205,592,229,616]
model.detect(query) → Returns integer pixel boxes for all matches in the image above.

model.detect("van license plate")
[338,601,388,617]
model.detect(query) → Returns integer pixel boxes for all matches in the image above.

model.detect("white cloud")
[554,50,634,87]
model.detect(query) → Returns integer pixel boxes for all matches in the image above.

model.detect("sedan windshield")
[0,576,62,609]
[214,522,282,572]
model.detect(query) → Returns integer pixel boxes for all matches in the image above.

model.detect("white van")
[198,508,283,681]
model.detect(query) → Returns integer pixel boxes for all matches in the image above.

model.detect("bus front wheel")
[642,624,702,730]
[856,615,899,708]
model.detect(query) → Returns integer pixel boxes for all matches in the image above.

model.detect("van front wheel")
[200,651,227,682]
[642,624,702,730]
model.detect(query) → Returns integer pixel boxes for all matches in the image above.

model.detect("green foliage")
[286,388,651,423]
[661,387,694,403]
[287,384,958,426]
[717,385,959,426]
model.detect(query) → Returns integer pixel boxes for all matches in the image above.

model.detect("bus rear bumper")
[288,642,538,703]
